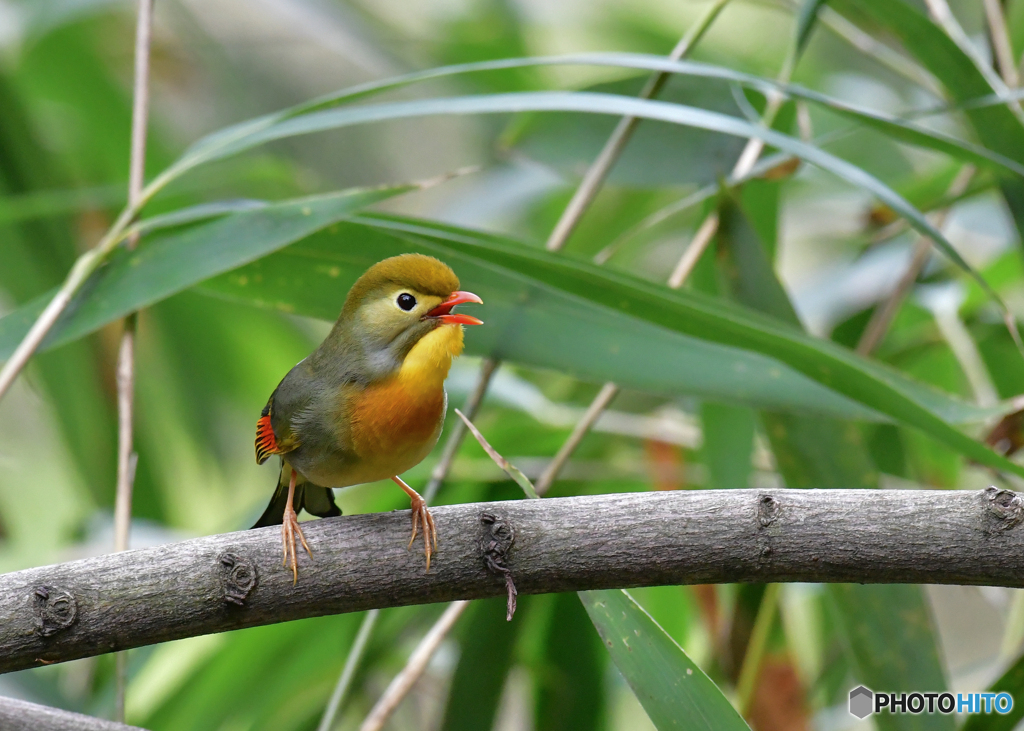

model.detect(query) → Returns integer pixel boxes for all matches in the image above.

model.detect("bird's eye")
[397,293,417,311]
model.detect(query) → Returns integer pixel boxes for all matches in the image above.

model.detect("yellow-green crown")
[343,254,460,314]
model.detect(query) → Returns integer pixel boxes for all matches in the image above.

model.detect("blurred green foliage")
[4,0,1024,729]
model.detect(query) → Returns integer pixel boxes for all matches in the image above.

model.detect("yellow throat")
[398,323,465,394]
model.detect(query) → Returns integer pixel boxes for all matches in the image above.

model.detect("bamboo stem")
[317,609,380,731]
[113,0,155,722]
[357,601,469,731]
[855,165,975,356]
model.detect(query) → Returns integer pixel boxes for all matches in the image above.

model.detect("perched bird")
[252,254,483,581]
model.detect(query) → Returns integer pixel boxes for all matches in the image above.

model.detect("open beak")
[425,290,483,326]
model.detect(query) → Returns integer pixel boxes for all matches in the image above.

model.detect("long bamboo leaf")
[581,589,751,731]
[148,89,1011,316]
[2,205,1013,461]
[173,54,1024,181]
[345,213,1022,476]
[0,186,412,359]
[196,216,998,424]
[0,206,903,421]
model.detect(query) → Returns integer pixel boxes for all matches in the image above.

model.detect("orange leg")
[392,476,437,572]
[281,469,312,584]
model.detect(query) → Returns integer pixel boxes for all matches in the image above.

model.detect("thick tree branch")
[3,487,1024,674]
[0,697,145,730]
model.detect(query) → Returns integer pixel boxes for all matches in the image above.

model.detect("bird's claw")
[281,504,312,585]
[407,494,437,573]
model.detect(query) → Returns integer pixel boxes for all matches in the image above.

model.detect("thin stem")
[924,0,1024,126]
[815,5,941,94]
[358,601,469,731]
[127,3,153,211]
[667,212,720,288]
[663,43,795,289]
[424,358,499,504]
[931,296,999,407]
[984,0,1019,87]
[735,583,782,717]
[856,165,975,356]
[534,382,621,496]
[113,0,155,722]
[317,609,380,731]
[544,0,732,252]
[113,323,138,558]
[0,249,98,400]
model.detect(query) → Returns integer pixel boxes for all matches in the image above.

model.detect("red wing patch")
[255,407,279,465]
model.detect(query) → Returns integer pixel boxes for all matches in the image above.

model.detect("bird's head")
[331,254,483,374]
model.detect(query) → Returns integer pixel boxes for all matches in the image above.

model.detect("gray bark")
[0,696,145,730]
[1,487,1023,674]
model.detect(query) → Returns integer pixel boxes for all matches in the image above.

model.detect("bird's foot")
[408,494,437,572]
[393,477,437,572]
[281,503,312,585]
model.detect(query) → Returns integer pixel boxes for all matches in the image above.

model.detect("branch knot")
[219,553,258,606]
[758,494,781,527]
[480,512,517,621]
[983,487,1024,530]
[32,586,77,637]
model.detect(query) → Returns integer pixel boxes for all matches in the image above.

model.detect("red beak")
[425,290,483,326]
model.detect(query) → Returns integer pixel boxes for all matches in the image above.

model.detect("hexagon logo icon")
[849,686,874,719]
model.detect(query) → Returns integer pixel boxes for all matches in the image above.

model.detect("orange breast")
[349,378,445,460]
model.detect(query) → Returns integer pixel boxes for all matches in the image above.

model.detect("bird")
[251,253,483,582]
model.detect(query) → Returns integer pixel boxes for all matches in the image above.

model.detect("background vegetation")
[3,0,1024,729]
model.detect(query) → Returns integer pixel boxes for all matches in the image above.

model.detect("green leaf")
[162,88,1014,304]
[3,203,1012,467]
[837,0,1024,249]
[0,186,413,360]
[580,589,750,731]
[195,214,991,425]
[701,403,756,490]
[512,75,750,187]
[839,0,1024,162]
[795,0,828,54]
[124,54,1015,330]
[177,54,1024,182]
[351,213,1021,476]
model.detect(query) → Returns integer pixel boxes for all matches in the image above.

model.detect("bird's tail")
[251,461,342,529]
